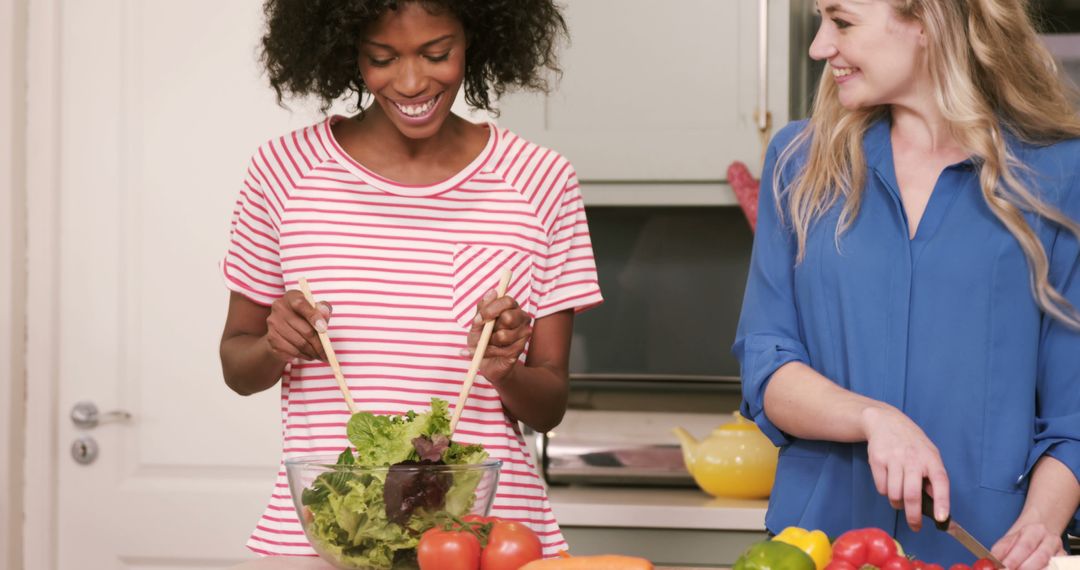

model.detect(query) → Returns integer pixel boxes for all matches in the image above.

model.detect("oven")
[1036,0,1080,95]
[536,206,755,487]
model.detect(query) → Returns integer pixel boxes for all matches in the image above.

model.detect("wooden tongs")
[298,277,358,414]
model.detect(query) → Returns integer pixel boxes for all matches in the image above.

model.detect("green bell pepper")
[734,540,818,570]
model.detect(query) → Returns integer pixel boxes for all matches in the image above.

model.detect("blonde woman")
[734,0,1080,567]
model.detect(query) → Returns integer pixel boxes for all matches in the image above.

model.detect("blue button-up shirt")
[735,118,1080,563]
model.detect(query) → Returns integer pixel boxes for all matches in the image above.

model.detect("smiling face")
[809,0,927,110]
[358,2,466,140]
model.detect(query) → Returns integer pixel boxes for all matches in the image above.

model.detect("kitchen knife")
[921,488,1005,568]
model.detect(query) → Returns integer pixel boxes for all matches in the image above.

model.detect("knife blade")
[921,488,1005,568]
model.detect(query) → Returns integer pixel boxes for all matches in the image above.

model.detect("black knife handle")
[922,485,950,531]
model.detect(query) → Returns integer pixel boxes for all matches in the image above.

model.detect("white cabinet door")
[497,0,791,183]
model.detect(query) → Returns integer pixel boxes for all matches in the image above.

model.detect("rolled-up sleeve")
[733,125,811,448]
[1028,177,1080,534]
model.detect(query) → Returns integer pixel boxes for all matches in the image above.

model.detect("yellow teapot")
[672,412,779,499]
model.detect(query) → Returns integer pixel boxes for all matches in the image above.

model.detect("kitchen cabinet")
[496,0,792,205]
[549,486,769,567]
[562,527,766,567]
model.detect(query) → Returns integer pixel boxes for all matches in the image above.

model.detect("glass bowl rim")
[285,454,503,472]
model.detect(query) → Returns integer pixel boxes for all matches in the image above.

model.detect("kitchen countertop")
[547,485,767,530]
[229,557,718,570]
[226,487,764,569]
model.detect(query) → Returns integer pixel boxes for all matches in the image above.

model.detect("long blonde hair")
[777,0,1080,329]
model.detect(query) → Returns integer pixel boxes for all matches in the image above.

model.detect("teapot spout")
[671,427,699,470]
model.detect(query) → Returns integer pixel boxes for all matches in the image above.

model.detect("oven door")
[1042,34,1080,91]
[1037,0,1080,94]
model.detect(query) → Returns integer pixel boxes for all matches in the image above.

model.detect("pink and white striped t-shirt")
[221,116,603,558]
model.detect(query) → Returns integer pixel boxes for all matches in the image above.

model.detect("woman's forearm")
[1015,455,1080,536]
[763,361,893,443]
[491,363,568,434]
[220,333,287,396]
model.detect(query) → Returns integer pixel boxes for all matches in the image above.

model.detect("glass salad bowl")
[285,455,502,570]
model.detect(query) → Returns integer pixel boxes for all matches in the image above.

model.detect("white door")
[49,1,335,568]
[41,2,493,567]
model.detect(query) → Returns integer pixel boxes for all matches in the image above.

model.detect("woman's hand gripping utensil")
[449,268,513,435]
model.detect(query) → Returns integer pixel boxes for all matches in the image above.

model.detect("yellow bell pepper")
[771,527,832,570]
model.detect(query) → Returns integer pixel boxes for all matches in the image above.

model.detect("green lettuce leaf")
[346,399,454,466]
[442,443,490,516]
[307,471,417,569]
[442,441,487,466]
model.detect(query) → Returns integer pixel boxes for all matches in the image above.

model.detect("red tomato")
[479,521,543,570]
[972,559,996,570]
[949,564,971,570]
[461,514,498,526]
[418,527,481,570]
[825,561,860,570]
[912,561,927,570]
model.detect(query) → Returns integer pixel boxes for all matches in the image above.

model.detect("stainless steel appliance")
[540,408,733,487]
[1037,1,1080,94]
[789,0,827,120]
[535,207,753,487]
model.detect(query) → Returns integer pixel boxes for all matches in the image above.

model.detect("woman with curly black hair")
[219,0,602,561]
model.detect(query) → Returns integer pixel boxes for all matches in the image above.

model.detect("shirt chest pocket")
[450,244,536,329]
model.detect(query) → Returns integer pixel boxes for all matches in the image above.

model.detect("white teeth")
[832,67,855,77]
[395,94,439,117]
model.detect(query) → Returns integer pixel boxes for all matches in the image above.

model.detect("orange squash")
[518,554,654,570]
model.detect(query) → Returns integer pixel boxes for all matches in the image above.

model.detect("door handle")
[70,401,132,429]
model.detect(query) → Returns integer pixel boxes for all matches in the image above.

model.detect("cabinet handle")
[756,0,773,149]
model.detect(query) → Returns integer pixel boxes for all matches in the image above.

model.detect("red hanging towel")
[727,161,760,232]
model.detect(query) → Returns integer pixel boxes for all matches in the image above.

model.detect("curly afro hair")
[260,0,568,113]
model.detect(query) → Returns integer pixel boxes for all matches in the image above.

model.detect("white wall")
[1,0,29,568]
